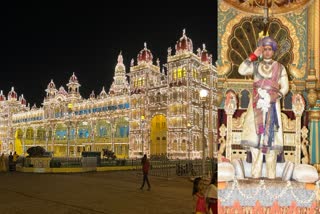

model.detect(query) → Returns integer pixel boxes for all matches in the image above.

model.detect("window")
[162,122,166,128]
[173,69,177,80]
[183,67,187,77]
[177,68,182,78]
[193,69,198,79]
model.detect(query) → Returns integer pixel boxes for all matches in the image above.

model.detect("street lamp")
[199,89,208,177]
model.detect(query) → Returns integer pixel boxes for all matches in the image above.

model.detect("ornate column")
[74,124,78,157]
[112,118,116,153]
[51,125,56,154]
[300,126,310,164]
[217,124,227,161]
[224,91,237,160]
[308,103,320,166]
[140,116,145,155]
[45,129,48,151]
[292,94,305,164]
[309,0,319,81]
[90,120,95,151]
[306,10,320,167]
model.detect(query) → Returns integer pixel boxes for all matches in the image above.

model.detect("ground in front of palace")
[0,171,193,214]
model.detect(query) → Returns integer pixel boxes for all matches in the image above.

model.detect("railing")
[18,155,215,178]
[49,157,82,168]
[148,159,213,178]
[100,158,140,167]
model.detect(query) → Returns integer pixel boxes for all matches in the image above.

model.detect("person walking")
[139,154,151,191]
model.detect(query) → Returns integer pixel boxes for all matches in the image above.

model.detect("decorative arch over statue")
[226,17,294,79]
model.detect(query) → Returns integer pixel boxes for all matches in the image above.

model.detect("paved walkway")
[0,171,194,214]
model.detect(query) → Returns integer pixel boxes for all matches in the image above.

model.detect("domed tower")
[66,72,81,102]
[137,42,153,65]
[99,86,108,99]
[0,90,6,102]
[199,43,218,157]
[89,90,96,100]
[108,51,130,96]
[128,42,160,157]
[175,29,193,55]
[43,79,58,119]
[45,80,58,99]
[129,42,160,94]
[8,87,18,102]
[199,44,215,86]
[200,44,212,65]
[19,94,27,106]
[166,29,217,159]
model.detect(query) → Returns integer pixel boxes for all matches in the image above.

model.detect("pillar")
[292,94,305,164]
[224,91,237,160]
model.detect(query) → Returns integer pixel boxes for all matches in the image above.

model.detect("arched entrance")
[150,114,167,157]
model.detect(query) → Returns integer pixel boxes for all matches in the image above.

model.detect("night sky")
[1,1,217,107]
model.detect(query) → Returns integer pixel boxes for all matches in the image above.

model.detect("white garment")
[238,59,289,149]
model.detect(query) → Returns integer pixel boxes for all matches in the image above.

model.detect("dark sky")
[1,1,217,107]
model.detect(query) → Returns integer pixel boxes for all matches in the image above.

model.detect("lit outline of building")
[0,30,218,159]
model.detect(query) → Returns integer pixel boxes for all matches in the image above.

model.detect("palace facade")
[0,30,218,159]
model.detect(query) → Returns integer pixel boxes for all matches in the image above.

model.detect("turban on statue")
[258,36,277,51]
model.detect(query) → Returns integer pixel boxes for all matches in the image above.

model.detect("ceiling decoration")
[223,0,313,15]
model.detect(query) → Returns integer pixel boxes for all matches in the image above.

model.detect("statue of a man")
[238,36,289,179]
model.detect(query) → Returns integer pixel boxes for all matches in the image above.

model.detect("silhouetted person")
[139,154,151,191]
[13,152,19,171]
[8,152,14,171]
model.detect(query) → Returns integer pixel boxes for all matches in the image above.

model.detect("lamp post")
[199,89,208,177]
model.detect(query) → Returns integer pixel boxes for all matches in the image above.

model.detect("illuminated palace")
[0,30,218,159]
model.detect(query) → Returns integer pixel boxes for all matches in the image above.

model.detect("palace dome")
[137,42,153,65]
[175,29,193,53]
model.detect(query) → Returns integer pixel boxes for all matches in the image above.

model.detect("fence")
[147,159,213,178]
[18,155,215,178]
